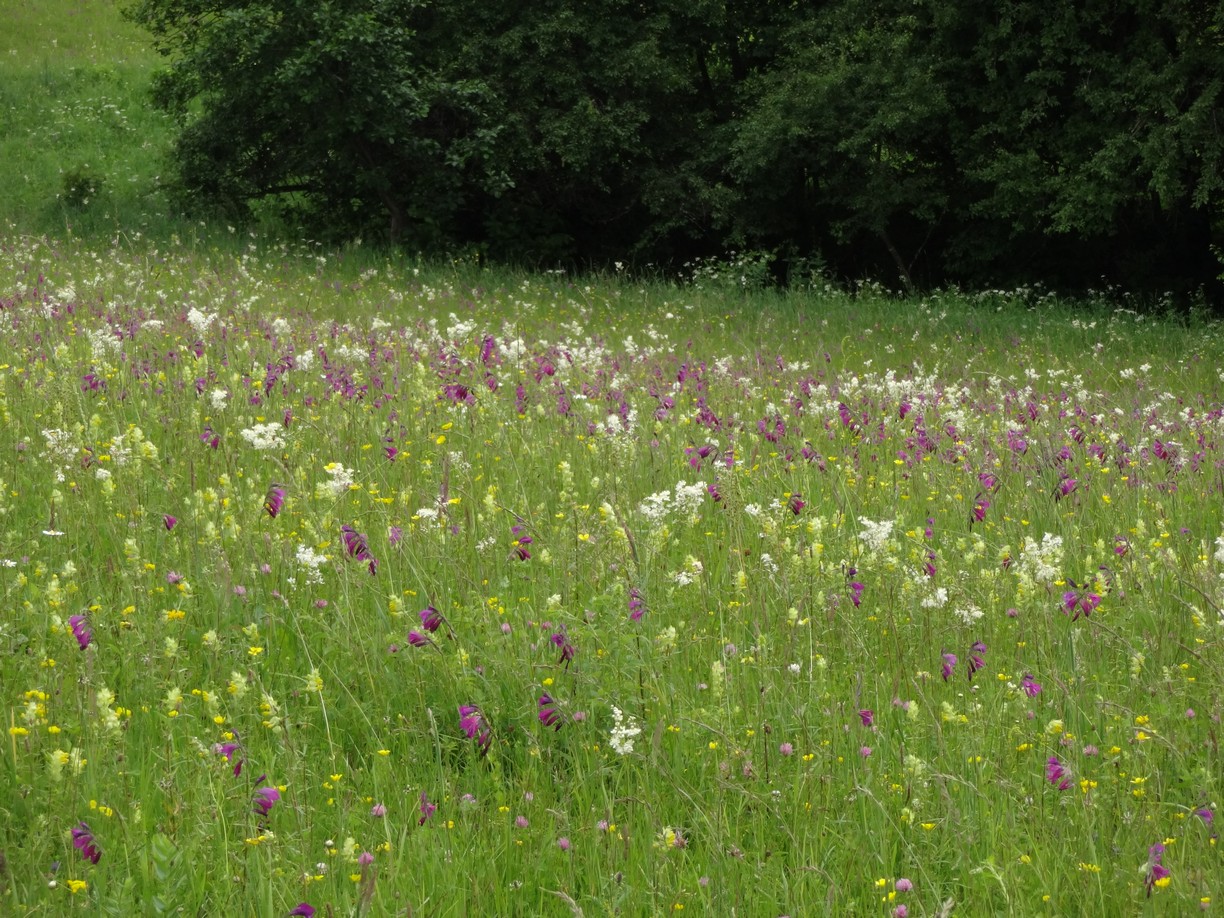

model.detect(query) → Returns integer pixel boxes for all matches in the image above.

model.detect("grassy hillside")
[0,0,176,238]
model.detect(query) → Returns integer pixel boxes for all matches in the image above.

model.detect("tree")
[127,0,508,244]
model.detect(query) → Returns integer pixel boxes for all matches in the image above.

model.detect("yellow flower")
[66,879,87,894]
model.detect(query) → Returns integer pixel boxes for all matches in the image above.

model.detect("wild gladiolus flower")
[788,493,805,515]
[857,709,874,728]
[419,605,445,633]
[970,493,990,525]
[341,524,378,575]
[163,514,177,531]
[550,628,576,668]
[68,614,92,650]
[967,641,987,680]
[538,693,562,731]
[1020,673,1042,697]
[418,791,436,825]
[1045,756,1072,791]
[264,484,285,518]
[510,525,533,561]
[253,784,281,817]
[1055,477,1079,501]
[941,653,957,681]
[1145,842,1171,895]
[628,587,645,622]
[459,705,492,755]
[1061,580,1101,621]
[71,822,101,864]
[289,905,316,917]
[849,581,864,607]
[212,733,245,776]
[407,631,433,649]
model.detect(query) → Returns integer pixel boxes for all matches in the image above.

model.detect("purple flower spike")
[628,587,645,622]
[253,785,281,817]
[940,652,957,681]
[418,791,436,825]
[71,821,102,864]
[1145,842,1170,895]
[264,484,285,518]
[419,605,444,633]
[288,905,316,918]
[550,628,576,669]
[1045,756,1072,791]
[68,614,92,651]
[341,524,379,575]
[212,734,245,776]
[538,694,562,731]
[458,705,492,755]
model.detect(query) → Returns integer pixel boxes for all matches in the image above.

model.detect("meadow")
[2,2,1222,915]
[0,234,1221,916]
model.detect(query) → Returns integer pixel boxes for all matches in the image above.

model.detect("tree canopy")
[127,0,1224,299]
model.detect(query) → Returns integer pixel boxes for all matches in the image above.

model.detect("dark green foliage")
[127,0,1224,299]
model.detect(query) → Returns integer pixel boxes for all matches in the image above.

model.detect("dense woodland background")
[126,0,1224,299]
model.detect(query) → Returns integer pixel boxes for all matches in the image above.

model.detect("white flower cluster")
[859,517,896,553]
[210,388,229,411]
[1016,533,1064,587]
[186,307,216,336]
[639,480,707,524]
[609,706,641,755]
[317,462,355,498]
[295,544,327,585]
[1214,534,1224,567]
[239,423,285,451]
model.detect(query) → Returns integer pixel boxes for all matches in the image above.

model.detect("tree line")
[128,0,1224,298]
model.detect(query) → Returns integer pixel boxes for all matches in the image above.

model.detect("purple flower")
[68,614,92,651]
[1055,477,1079,500]
[550,628,576,668]
[788,493,805,515]
[212,734,245,776]
[163,514,177,531]
[849,581,864,607]
[419,605,444,633]
[1061,581,1101,621]
[407,630,433,649]
[288,905,316,918]
[941,652,957,681]
[458,705,492,755]
[1195,807,1214,826]
[1145,842,1170,895]
[971,493,990,525]
[264,485,285,518]
[341,524,378,575]
[628,587,645,622]
[253,785,281,817]
[1045,756,1072,791]
[558,836,572,851]
[967,641,987,680]
[895,878,913,893]
[538,693,562,731]
[857,709,874,728]
[1020,673,1041,697]
[71,821,101,864]
[418,791,436,825]
[370,802,387,818]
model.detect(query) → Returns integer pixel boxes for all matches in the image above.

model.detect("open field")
[0,236,1221,915]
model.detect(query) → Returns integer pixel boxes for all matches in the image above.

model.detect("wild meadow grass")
[0,234,1221,916]
[0,0,174,239]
